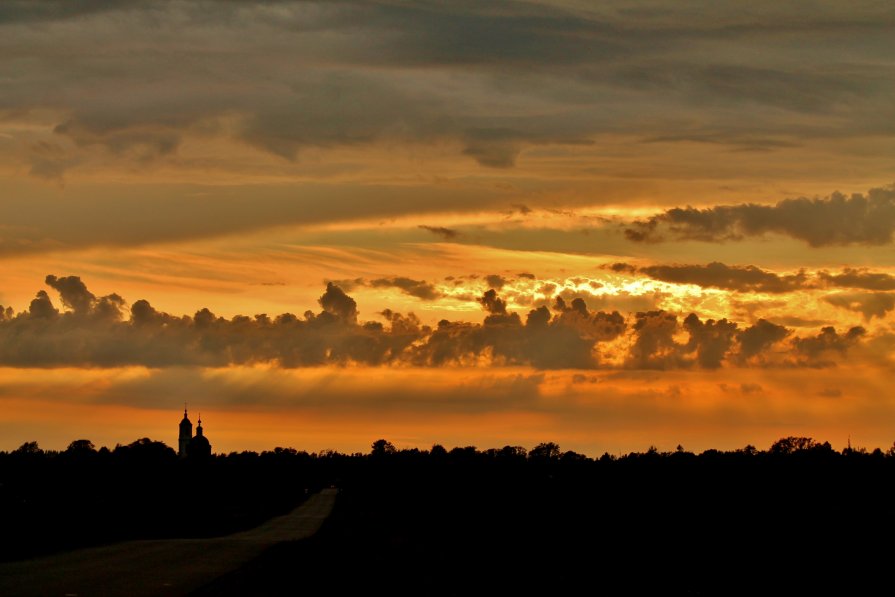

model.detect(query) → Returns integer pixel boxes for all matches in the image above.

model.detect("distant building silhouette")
[178,407,192,458]
[178,407,212,459]
[189,415,212,459]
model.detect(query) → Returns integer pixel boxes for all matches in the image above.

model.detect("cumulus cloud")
[485,275,508,290]
[682,314,738,369]
[44,274,96,315]
[318,282,358,323]
[792,326,866,366]
[0,275,877,371]
[478,289,509,316]
[737,319,790,362]
[627,311,802,369]
[628,311,682,369]
[625,186,895,247]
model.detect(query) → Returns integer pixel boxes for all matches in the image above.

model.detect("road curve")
[0,488,337,597]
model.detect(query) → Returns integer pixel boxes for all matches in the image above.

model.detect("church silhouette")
[178,407,212,459]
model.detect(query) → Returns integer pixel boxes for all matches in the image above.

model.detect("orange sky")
[1,1,894,456]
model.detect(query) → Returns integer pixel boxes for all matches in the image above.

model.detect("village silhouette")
[1,408,894,595]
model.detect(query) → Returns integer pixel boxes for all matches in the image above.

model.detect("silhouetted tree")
[497,445,527,461]
[13,441,42,455]
[561,450,588,463]
[529,442,561,461]
[66,439,96,453]
[113,437,176,464]
[371,439,397,457]
[769,436,817,455]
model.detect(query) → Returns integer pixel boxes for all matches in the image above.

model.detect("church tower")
[188,414,212,460]
[178,407,192,458]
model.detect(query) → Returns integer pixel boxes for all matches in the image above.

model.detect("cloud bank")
[0,275,874,371]
[625,186,895,246]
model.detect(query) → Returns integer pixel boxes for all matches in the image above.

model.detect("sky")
[2,0,895,456]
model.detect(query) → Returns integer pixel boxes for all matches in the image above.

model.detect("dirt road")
[0,488,337,597]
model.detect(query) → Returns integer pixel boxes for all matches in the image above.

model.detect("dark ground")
[192,452,895,596]
[4,441,895,595]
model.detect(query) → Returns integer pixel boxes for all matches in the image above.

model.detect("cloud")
[485,274,508,290]
[0,275,877,371]
[2,1,891,172]
[682,314,738,369]
[317,282,358,323]
[818,268,895,291]
[44,275,96,316]
[627,311,803,369]
[325,277,442,300]
[628,310,683,369]
[791,326,866,366]
[0,2,891,255]
[766,316,829,328]
[737,319,790,362]
[605,262,638,274]
[418,226,460,240]
[823,292,895,320]
[369,277,443,301]
[639,262,808,293]
[626,185,895,246]
[478,289,509,316]
[609,261,895,298]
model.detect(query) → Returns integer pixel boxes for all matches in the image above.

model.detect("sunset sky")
[2,1,894,456]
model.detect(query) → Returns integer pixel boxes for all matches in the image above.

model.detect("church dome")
[187,416,212,459]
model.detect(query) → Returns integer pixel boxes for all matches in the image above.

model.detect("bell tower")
[178,406,192,458]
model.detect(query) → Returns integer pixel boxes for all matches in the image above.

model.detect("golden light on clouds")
[2,1,895,455]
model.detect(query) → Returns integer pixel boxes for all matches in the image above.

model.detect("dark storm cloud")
[639,262,808,293]
[626,186,895,246]
[0,276,875,370]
